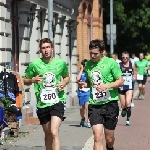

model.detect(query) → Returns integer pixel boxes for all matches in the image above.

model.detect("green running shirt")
[25,58,69,108]
[85,56,122,105]
[135,59,148,75]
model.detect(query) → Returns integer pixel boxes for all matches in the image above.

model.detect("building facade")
[77,0,103,69]
[0,0,80,124]
[0,0,103,124]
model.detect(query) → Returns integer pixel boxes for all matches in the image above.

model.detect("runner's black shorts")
[88,101,119,130]
[137,75,147,85]
[36,101,64,125]
[118,89,133,95]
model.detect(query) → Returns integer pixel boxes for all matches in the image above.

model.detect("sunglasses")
[122,56,129,59]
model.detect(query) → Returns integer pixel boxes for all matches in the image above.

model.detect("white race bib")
[123,75,132,88]
[92,88,111,102]
[40,88,59,104]
[137,74,143,80]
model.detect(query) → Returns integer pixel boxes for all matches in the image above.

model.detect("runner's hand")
[145,67,149,70]
[96,84,108,92]
[78,80,87,89]
[57,82,66,91]
[32,75,43,83]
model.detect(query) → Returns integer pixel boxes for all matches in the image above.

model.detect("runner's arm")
[24,77,33,85]
[76,71,82,81]
[105,76,124,89]
[62,75,70,87]
[132,65,137,79]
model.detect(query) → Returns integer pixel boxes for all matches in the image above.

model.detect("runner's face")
[139,53,144,60]
[89,48,101,62]
[122,53,129,63]
[40,43,53,58]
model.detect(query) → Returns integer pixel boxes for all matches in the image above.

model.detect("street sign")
[106,24,116,34]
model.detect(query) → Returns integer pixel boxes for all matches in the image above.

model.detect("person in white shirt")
[130,53,139,66]
[111,53,122,64]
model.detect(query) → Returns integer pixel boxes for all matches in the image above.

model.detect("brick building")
[77,0,103,70]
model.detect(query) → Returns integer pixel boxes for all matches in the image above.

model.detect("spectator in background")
[111,53,122,64]
[102,50,107,56]
[145,51,150,76]
[130,53,139,67]
[76,59,91,128]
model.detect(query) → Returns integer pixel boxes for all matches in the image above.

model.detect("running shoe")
[131,102,134,107]
[87,122,91,128]
[106,143,114,150]
[126,120,131,126]
[141,95,145,100]
[121,109,126,117]
[80,117,85,127]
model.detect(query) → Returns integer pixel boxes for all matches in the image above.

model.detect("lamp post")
[110,0,114,54]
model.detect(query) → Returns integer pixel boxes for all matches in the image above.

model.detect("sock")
[122,108,126,112]
[126,106,131,121]
[106,143,114,150]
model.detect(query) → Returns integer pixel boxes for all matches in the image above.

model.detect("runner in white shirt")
[130,53,139,66]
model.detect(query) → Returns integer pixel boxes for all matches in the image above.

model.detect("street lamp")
[27,8,36,22]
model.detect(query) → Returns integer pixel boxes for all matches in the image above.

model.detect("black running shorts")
[137,75,147,85]
[36,102,64,125]
[88,101,119,130]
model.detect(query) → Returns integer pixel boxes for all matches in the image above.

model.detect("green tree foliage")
[103,0,150,57]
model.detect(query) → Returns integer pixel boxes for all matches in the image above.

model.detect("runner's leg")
[43,116,62,150]
[125,90,133,125]
[93,124,104,150]
[119,92,126,117]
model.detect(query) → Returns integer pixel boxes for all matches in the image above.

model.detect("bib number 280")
[40,88,59,104]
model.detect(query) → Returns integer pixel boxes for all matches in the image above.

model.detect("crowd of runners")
[23,38,149,150]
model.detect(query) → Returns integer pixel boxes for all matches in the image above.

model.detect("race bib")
[137,74,143,80]
[123,75,132,87]
[40,88,59,104]
[92,88,111,102]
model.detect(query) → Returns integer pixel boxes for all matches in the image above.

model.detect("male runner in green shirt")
[24,38,70,150]
[78,39,124,150]
[135,52,149,99]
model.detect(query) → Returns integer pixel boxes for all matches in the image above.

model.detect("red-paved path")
[114,82,150,150]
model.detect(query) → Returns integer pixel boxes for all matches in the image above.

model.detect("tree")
[103,0,150,57]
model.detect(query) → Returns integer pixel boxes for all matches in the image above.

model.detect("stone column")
[17,1,31,105]
[71,22,78,98]
[17,1,31,76]
[42,9,48,38]
[29,4,41,61]
[28,5,42,117]
[61,16,72,107]
[83,17,88,59]
[54,14,63,58]
[77,4,83,71]
[99,7,103,40]
[0,0,11,71]
[92,0,100,39]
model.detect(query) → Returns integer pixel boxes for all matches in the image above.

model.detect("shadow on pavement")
[69,124,81,127]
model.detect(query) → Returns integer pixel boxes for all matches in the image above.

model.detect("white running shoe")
[131,102,134,107]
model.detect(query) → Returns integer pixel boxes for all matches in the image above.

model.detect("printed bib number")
[137,74,143,80]
[92,88,110,102]
[123,76,132,85]
[40,88,59,104]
